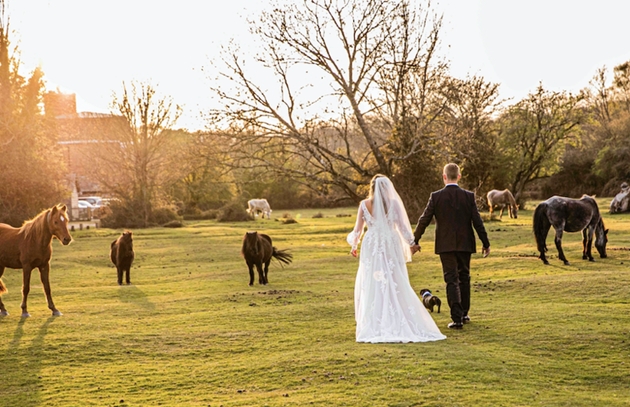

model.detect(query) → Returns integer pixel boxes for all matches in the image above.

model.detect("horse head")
[243,231,260,256]
[48,205,73,245]
[121,230,133,248]
[595,219,608,258]
[510,204,519,219]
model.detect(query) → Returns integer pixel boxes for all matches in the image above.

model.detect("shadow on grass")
[116,285,155,311]
[3,316,56,406]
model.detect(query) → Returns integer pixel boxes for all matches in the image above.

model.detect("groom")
[411,163,490,329]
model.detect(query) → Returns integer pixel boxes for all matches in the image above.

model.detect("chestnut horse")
[0,205,73,317]
[487,189,519,219]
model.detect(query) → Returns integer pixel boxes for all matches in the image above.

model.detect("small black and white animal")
[419,289,441,313]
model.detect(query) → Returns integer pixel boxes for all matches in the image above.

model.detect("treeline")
[1,0,629,227]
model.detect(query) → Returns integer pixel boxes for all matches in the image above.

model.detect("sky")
[8,0,630,131]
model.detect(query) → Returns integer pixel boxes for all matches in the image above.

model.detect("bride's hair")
[368,174,386,198]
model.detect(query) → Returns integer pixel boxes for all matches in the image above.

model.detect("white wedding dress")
[347,178,446,343]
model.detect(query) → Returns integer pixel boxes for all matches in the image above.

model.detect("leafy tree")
[497,84,584,203]
[0,2,68,225]
[588,62,630,194]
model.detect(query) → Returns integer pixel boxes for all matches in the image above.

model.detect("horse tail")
[533,203,550,253]
[0,279,7,295]
[271,247,293,267]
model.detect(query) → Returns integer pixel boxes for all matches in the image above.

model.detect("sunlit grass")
[1,200,629,406]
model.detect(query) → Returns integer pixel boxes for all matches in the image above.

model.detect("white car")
[79,196,102,208]
[78,200,96,209]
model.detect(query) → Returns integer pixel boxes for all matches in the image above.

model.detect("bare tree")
[208,0,445,202]
[91,81,183,227]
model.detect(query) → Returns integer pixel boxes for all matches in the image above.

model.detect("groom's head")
[443,163,461,184]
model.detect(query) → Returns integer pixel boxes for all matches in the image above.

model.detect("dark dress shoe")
[463,316,470,324]
[448,322,463,329]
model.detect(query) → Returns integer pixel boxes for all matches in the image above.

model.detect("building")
[44,91,126,220]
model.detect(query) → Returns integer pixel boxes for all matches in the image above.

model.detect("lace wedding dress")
[347,177,446,343]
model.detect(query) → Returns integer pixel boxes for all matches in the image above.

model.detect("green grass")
[1,201,629,407]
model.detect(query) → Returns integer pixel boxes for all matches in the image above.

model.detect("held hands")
[482,247,491,258]
[410,244,421,255]
[350,248,358,258]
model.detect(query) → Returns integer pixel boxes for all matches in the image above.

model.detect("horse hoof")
[543,260,549,265]
[582,255,588,260]
[589,258,595,262]
[52,310,63,316]
[563,261,571,266]
[21,312,31,318]
[0,310,8,316]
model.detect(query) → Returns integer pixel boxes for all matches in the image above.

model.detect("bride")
[347,175,446,343]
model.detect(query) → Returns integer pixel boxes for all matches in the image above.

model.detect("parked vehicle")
[77,200,95,220]
[79,196,102,208]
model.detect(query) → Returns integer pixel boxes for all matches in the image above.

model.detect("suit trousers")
[438,251,471,323]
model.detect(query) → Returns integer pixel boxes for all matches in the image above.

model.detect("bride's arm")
[347,204,366,251]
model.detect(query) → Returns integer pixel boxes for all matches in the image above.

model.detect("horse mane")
[505,189,517,207]
[18,208,51,243]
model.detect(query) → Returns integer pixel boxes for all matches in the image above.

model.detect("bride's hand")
[351,249,358,257]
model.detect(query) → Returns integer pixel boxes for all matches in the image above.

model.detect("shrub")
[163,220,184,228]
[217,202,253,222]
[151,207,181,225]
[312,212,324,218]
[183,209,219,220]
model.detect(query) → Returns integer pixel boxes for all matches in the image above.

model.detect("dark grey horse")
[533,195,608,265]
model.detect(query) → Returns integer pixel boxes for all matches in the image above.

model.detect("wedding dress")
[347,177,446,343]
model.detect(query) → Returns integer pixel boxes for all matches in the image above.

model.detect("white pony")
[610,182,629,214]
[247,199,272,219]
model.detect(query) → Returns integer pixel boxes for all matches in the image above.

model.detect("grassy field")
[1,200,629,407]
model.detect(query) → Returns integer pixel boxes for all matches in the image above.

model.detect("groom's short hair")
[443,163,460,181]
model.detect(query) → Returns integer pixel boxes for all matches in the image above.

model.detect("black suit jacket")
[414,185,490,254]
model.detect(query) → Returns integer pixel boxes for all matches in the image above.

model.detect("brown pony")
[241,231,292,286]
[0,204,73,317]
[110,231,135,285]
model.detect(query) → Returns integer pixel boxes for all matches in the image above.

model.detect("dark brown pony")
[0,205,73,317]
[241,231,292,286]
[110,231,135,285]
[534,195,608,265]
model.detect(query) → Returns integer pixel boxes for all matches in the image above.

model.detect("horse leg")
[125,266,132,285]
[0,266,7,316]
[263,260,271,284]
[554,227,570,266]
[255,262,265,285]
[582,229,588,260]
[247,262,255,286]
[584,226,595,261]
[20,266,34,317]
[117,266,124,285]
[488,205,494,219]
[499,205,505,219]
[40,264,61,316]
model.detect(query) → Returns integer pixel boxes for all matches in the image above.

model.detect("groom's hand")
[410,244,421,255]
[482,247,490,258]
